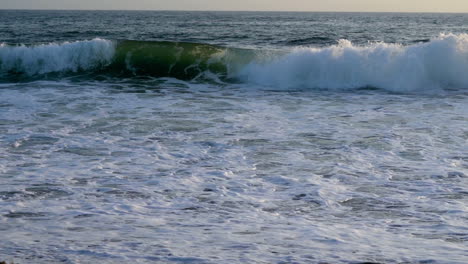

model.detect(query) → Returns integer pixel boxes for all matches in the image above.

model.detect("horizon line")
[0,8,467,14]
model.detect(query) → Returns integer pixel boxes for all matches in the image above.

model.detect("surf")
[240,33,468,92]
[0,38,115,76]
[1,33,468,92]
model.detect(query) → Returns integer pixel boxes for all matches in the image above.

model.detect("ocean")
[0,10,467,264]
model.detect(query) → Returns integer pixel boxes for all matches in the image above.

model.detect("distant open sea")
[0,10,467,264]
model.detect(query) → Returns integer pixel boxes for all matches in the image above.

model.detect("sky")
[1,0,468,13]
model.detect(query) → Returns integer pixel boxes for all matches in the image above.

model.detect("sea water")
[0,11,467,264]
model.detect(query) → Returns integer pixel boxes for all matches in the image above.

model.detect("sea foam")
[238,33,468,92]
[0,39,115,75]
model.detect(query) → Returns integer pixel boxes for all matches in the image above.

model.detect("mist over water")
[0,10,468,264]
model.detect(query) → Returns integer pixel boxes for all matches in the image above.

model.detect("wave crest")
[0,39,115,75]
[239,33,468,92]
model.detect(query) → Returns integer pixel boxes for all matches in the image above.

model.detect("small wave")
[286,36,336,46]
[2,34,468,92]
[410,38,431,43]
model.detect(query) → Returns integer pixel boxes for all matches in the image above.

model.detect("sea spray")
[0,39,115,75]
[239,33,468,92]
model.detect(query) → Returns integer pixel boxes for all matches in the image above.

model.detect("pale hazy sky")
[1,0,468,13]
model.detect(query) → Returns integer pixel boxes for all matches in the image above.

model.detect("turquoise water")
[0,11,467,264]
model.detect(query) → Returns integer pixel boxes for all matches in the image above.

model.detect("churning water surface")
[0,11,467,264]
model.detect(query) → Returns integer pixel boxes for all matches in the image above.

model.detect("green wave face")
[110,40,231,79]
[0,39,260,81]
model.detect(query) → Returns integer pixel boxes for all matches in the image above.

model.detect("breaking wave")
[2,33,468,92]
[0,38,115,76]
[240,33,468,92]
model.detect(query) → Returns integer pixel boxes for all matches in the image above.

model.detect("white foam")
[0,39,115,75]
[238,33,468,92]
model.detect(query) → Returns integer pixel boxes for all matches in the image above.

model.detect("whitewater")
[0,10,467,264]
[2,33,468,92]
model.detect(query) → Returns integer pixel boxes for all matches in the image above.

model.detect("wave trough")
[2,34,468,92]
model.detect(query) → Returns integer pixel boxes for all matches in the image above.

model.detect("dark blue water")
[2,10,468,47]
